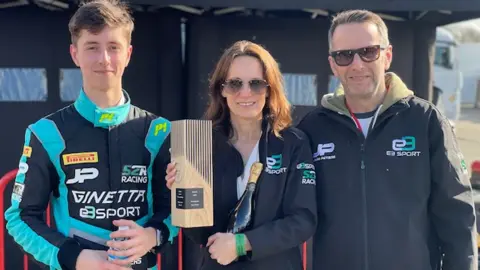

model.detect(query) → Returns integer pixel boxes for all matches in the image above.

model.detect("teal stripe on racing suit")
[5,126,63,269]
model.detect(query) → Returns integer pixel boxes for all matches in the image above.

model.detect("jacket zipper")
[360,141,369,270]
[107,126,114,231]
[252,122,269,224]
[322,107,408,270]
[331,112,371,270]
[108,126,113,192]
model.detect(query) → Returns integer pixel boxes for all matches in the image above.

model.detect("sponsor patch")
[296,162,314,170]
[265,154,287,174]
[23,146,32,158]
[99,113,115,123]
[66,168,99,184]
[18,162,29,174]
[122,165,148,183]
[12,182,25,202]
[63,152,99,165]
[386,136,421,157]
[154,122,168,136]
[301,170,316,185]
[313,143,336,161]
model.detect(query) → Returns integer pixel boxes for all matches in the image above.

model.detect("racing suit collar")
[73,89,131,128]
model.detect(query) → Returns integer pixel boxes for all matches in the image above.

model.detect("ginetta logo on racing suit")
[73,190,146,220]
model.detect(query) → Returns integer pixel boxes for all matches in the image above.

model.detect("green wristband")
[235,234,246,257]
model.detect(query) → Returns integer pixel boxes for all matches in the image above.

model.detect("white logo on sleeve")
[66,168,99,184]
[12,182,25,202]
[18,162,29,174]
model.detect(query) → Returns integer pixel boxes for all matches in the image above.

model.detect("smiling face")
[328,22,392,99]
[70,26,132,92]
[205,40,292,137]
[221,55,268,121]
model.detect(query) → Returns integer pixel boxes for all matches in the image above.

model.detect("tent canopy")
[1,0,479,26]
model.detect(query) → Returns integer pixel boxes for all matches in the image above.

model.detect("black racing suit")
[5,90,177,269]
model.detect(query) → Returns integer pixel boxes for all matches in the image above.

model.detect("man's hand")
[206,233,238,266]
[106,219,157,266]
[76,249,131,270]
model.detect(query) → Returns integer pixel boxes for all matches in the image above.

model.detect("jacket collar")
[74,89,131,128]
[320,72,414,116]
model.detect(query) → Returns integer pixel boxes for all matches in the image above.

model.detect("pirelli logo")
[63,152,99,165]
[23,146,32,158]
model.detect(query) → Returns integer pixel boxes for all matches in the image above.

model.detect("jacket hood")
[321,72,414,115]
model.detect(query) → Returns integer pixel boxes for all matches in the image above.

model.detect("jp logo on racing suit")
[66,168,99,184]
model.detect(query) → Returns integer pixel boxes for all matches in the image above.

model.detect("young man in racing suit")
[4,1,177,269]
[297,10,477,270]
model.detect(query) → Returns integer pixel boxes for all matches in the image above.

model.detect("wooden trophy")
[170,120,213,227]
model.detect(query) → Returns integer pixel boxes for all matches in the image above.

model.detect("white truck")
[433,27,463,123]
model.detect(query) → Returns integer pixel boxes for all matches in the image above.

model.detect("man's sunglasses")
[330,45,386,67]
[222,79,269,94]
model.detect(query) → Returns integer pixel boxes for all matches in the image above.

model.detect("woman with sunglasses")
[165,40,317,270]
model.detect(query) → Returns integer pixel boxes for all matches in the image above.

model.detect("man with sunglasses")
[297,9,477,270]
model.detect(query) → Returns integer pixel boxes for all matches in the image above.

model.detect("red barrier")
[23,254,28,270]
[302,242,307,270]
[472,160,480,188]
[178,229,183,270]
[472,160,480,174]
[0,169,19,270]
[0,169,57,270]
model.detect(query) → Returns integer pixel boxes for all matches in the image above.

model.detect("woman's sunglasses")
[330,45,386,67]
[222,79,269,94]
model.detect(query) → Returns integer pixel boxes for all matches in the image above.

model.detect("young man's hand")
[106,219,157,266]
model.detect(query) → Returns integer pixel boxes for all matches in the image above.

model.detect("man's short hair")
[68,0,134,45]
[328,9,389,50]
